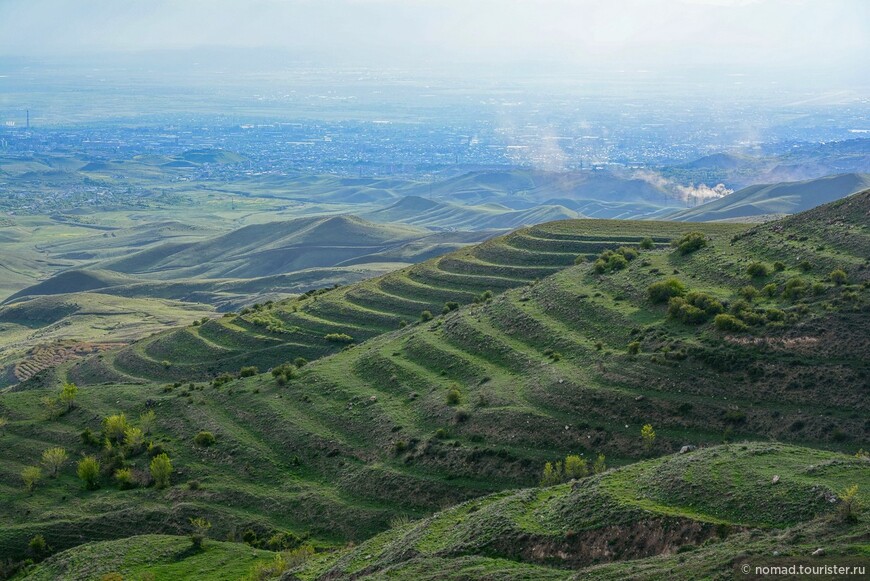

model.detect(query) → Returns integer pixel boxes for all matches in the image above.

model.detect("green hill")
[61,219,730,385]
[0,193,867,570]
[292,443,870,580]
[666,173,870,222]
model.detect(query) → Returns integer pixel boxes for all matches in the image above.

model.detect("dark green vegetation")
[290,443,870,580]
[0,192,868,576]
[52,219,732,385]
[667,173,870,222]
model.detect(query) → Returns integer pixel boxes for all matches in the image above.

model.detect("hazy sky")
[1,0,868,77]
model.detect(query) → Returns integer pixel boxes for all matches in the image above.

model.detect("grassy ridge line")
[63,219,745,385]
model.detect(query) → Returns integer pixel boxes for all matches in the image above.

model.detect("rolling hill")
[58,219,731,386]
[0,192,867,572]
[364,195,582,230]
[666,173,870,222]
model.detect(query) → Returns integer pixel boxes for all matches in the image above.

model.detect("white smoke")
[632,169,733,205]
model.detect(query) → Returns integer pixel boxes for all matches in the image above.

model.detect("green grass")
[1,192,868,577]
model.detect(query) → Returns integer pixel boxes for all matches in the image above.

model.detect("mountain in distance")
[364,195,583,230]
[666,173,870,222]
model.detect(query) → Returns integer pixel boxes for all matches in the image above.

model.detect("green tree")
[124,426,144,451]
[564,455,589,479]
[21,466,42,492]
[641,424,656,452]
[639,237,654,250]
[838,484,861,522]
[189,517,212,549]
[114,468,135,490]
[746,262,769,278]
[150,453,173,489]
[194,431,217,447]
[59,382,78,411]
[103,413,129,443]
[540,461,564,486]
[592,453,607,474]
[446,387,461,405]
[77,455,101,489]
[672,232,707,254]
[41,447,67,478]
[139,410,156,435]
[420,310,433,322]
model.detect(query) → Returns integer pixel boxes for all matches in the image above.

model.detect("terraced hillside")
[291,443,870,580]
[1,193,867,569]
[61,219,738,385]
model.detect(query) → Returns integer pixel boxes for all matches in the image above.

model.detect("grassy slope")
[290,443,870,580]
[20,534,272,581]
[62,219,742,385]
[0,194,867,566]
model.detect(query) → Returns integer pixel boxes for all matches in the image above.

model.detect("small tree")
[838,484,861,522]
[641,424,656,452]
[77,455,101,490]
[420,310,433,322]
[640,237,654,250]
[41,396,59,420]
[139,410,156,435]
[540,461,564,486]
[672,232,707,254]
[446,387,461,405]
[150,453,173,488]
[41,447,67,478]
[59,382,78,411]
[592,453,607,474]
[189,517,212,549]
[124,427,144,452]
[564,455,589,479]
[21,466,42,492]
[103,413,129,443]
[239,366,258,378]
[28,534,49,561]
[746,262,769,278]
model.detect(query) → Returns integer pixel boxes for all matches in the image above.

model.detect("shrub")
[641,424,656,452]
[293,357,308,368]
[640,237,654,250]
[189,517,212,549]
[765,308,786,322]
[446,387,461,405]
[393,440,407,454]
[782,277,808,300]
[150,453,173,489]
[77,455,101,489]
[772,261,785,272]
[564,455,589,479]
[161,360,172,369]
[41,447,67,477]
[738,286,759,301]
[114,468,135,489]
[647,278,686,304]
[829,269,848,285]
[746,262,769,278]
[714,313,748,332]
[21,466,42,492]
[324,333,354,343]
[476,290,494,303]
[573,255,586,265]
[80,427,100,447]
[627,341,640,355]
[420,310,433,322]
[668,298,708,324]
[672,232,707,254]
[838,484,861,522]
[59,382,78,411]
[239,366,258,378]
[194,431,217,447]
[798,260,812,272]
[761,283,778,298]
[616,246,639,261]
[592,258,608,274]
[212,373,235,388]
[103,413,129,443]
[442,301,459,314]
[139,410,156,435]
